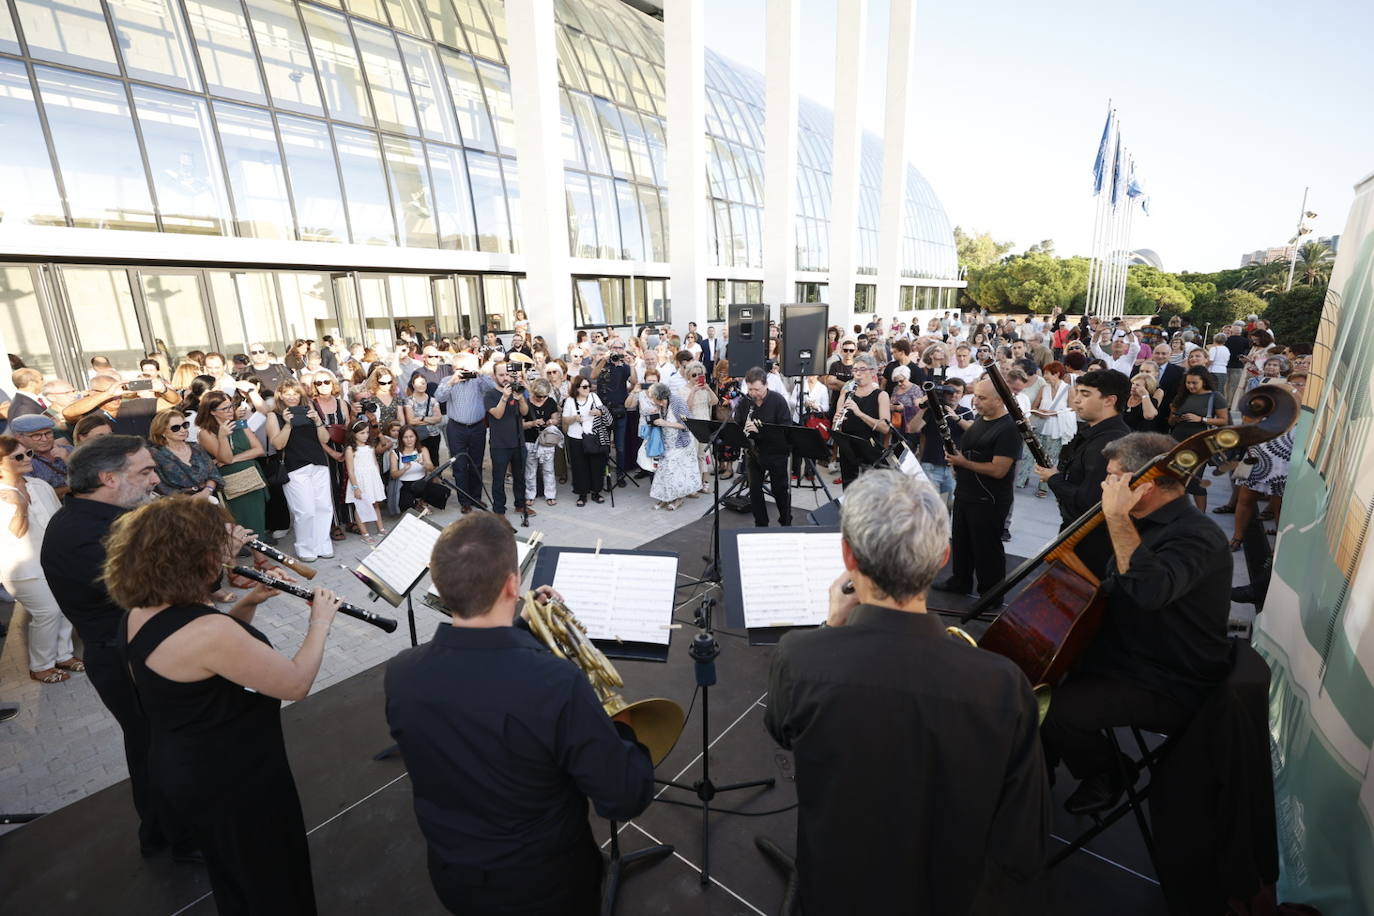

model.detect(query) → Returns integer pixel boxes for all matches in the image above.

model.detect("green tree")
[1295,241,1335,287]
[965,253,1089,314]
[1190,288,1266,337]
[1264,285,1327,344]
[1123,264,1193,316]
[1026,239,1056,257]
[953,226,1015,270]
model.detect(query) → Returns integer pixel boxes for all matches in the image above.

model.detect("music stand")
[682,418,750,585]
[719,526,842,646]
[765,423,833,503]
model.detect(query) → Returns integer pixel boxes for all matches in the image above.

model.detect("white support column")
[828,0,867,329]
[666,0,708,332]
[761,0,800,313]
[506,0,574,351]
[875,0,917,324]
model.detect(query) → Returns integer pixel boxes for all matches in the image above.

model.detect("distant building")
[1240,246,1296,268]
[1318,235,1341,254]
[1129,249,1163,270]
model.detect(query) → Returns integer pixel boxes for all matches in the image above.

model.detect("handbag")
[538,425,564,448]
[221,464,267,500]
[804,412,831,443]
[262,452,289,486]
[315,399,347,444]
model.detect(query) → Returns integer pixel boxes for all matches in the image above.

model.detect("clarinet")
[245,538,316,580]
[921,382,958,454]
[228,564,398,633]
[833,379,857,430]
[978,358,1052,467]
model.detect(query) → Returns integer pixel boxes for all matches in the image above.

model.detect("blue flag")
[1126,157,1149,215]
[1109,135,1124,208]
[1092,108,1114,195]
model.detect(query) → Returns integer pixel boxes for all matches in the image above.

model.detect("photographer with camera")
[592,340,635,487]
[484,361,532,520]
[436,353,496,515]
[908,377,973,509]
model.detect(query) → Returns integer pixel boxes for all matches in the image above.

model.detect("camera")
[508,377,525,393]
[457,369,478,381]
[127,378,154,392]
[360,397,380,415]
[609,352,625,364]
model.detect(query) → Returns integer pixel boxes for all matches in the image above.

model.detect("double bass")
[956,384,1298,712]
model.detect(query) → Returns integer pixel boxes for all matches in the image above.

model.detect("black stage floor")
[0,506,1168,915]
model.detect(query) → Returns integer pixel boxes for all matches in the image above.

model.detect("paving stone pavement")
[0,458,1253,831]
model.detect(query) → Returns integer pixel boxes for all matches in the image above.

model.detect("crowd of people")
[0,302,1306,912]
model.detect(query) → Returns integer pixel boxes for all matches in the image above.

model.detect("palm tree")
[1240,262,1289,298]
[1295,241,1334,286]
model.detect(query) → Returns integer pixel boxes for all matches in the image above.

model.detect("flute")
[246,538,316,580]
[228,564,398,633]
[921,381,958,455]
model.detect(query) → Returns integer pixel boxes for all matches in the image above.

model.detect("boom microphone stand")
[655,595,776,885]
[681,418,749,586]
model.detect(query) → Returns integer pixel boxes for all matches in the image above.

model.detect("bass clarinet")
[921,381,958,454]
[978,358,1052,467]
[228,564,398,633]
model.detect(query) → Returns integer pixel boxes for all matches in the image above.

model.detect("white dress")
[650,398,701,505]
[346,446,387,521]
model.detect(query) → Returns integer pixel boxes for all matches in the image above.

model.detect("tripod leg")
[602,820,673,916]
[714,777,777,793]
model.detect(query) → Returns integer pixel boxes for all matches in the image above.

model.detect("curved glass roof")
[0,0,957,281]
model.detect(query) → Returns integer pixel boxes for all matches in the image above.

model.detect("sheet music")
[552,553,677,646]
[425,539,535,604]
[736,531,845,628]
[361,512,442,596]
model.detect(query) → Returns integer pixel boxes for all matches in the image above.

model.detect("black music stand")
[766,423,833,502]
[682,418,750,586]
[427,450,491,512]
[719,526,841,646]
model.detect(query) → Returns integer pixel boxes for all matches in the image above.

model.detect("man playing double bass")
[1041,431,1233,815]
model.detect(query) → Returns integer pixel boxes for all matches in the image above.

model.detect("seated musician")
[385,513,655,916]
[765,470,1051,914]
[1041,431,1233,815]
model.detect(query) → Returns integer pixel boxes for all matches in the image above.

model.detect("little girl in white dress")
[344,420,387,543]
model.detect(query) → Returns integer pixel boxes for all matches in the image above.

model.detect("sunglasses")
[315,381,333,387]
[842,348,856,353]
[6,449,34,461]
[167,423,187,432]
[250,349,266,355]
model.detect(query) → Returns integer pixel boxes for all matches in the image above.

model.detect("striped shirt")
[435,374,496,424]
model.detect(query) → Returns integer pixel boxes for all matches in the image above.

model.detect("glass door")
[357,274,393,350]
[387,274,435,344]
[329,272,364,346]
[0,265,61,378]
[207,270,286,357]
[59,266,147,373]
[137,270,215,364]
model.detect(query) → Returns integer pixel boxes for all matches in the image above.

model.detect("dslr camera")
[608,351,625,364]
[360,397,380,415]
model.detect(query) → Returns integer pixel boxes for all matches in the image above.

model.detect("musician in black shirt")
[935,379,1022,598]
[832,354,891,488]
[1042,432,1233,815]
[767,470,1050,913]
[386,514,654,915]
[732,367,793,527]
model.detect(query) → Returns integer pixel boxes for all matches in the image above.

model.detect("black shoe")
[590,493,604,503]
[1001,530,1012,542]
[1232,584,1258,604]
[1064,760,1139,816]
[932,578,975,596]
[631,469,651,479]
[616,475,627,488]
[0,705,17,723]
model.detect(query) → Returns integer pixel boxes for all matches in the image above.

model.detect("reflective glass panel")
[452,0,500,63]
[564,170,596,258]
[277,114,347,242]
[481,275,515,332]
[421,0,466,50]
[278,272,335,341]
[397,35,456,143]
[354,21,417,135]
[301,6,372,125]
[35,66,156,231]
[15,0,119,74]
[439,50,495,152]
[640,185,666,262]
[0,5,19,54]
[334,125,395,245]
[558,91,584,170]
[620,110,653,183]
[357,275,391,347]
[594,99,632,180]
[0,61,65,227]
[566,29,607,98]
[574,278,605,327]
[641,116,666,188]
[567,92,609,175]
[140,272,213,360]
[483,0,507,54]
[244,0,324,115]
[382,135,437,248]
[132,86,231,235]
[184,0,266,103]
[588,175,617,261]
[502,157,520,254]
[108,0,201,91]
[345,0,387,24]
[425,143,477,250]
[62,267,145,367]
[465,150,509,253]
[383,0,428,38]
[388,275,433,338]
[0,266,57,377]
[475,62,514,156]
[554,28,585,93]
[614,180,643,261]
[208,270,284,356]
[213,102,293,240]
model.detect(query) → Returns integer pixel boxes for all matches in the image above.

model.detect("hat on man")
[11,414,56,433]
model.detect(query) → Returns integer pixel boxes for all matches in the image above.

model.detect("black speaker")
[726,303,769,373]
[780,303,829,377]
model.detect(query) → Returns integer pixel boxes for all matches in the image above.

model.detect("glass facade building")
[0,0,960,382]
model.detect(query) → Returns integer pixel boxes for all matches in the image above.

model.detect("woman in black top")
[108,497,341,915]
[1168,367,1230,510]
[265,380,334,562]
[832,355,891,488]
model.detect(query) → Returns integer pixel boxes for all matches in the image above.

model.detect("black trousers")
[488,444,527,514]
[446,420,487,507]
[949,496,1011,593]
[1040,673,1193,779]
[84,641,188,851]
[428,835,601,916]
[1241,508,1272,609]
[747,450,792,527]
[420,434,442,468]
[836,434,880,488]
[566,436,606,497]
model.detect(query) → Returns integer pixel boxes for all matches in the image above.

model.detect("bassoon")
[978,358,1051,467]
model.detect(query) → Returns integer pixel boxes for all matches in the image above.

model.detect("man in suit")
[766,470,1050,914]
[700,325,721,377]
[7,368,49,420]
[1152,343,1185,406]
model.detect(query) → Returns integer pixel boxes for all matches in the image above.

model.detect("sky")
[700,0,1374,273]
